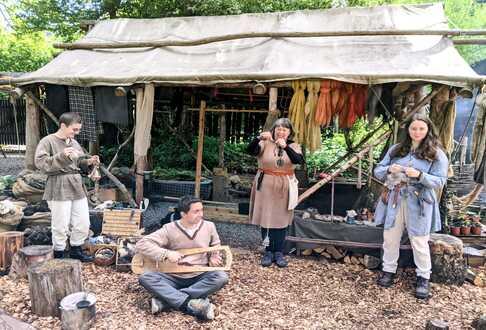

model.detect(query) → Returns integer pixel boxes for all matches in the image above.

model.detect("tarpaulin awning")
[11,3,485,87]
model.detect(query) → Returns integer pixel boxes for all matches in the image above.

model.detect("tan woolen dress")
[249,140,301,229]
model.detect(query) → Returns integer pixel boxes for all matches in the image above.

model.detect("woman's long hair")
[270,118,295,141]
[390,113,442,161]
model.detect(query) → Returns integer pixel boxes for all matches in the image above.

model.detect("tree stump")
[429,234,465,285]
[0,308,35,330]
[0,231,24,273]
[27,259,83,317]
[9,245,53,280]
[425,319,449,330]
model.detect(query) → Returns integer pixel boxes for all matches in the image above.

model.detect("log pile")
[300,246,380,269]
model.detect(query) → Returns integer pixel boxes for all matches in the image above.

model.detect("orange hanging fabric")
[315,80,332,126]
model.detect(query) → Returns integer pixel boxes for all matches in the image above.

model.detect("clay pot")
[460,226,471,236]
[471,226,482,236]
[450,227,461,236]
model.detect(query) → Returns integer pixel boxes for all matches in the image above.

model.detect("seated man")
[136,195,228,321]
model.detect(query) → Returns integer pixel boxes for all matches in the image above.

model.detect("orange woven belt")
[258,168,294,176]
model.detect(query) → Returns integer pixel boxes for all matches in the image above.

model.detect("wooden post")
[263,87,279,130]
[25,93,41,170]
[218,108,226,168]
[195,100,206,198]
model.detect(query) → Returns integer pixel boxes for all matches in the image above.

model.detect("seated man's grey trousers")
[139,270,229,309]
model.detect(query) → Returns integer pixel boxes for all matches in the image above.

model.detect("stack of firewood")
[300,246,380,269]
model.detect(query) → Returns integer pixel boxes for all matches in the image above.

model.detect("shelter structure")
[5,3,486,205]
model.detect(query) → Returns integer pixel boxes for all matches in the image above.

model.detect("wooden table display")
[27,259,83,317]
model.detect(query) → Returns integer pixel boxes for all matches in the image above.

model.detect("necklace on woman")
[274,145,284,168]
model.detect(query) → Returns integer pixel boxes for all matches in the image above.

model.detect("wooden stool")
[27,259,83,316]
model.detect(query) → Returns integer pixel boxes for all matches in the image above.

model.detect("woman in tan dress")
[248,118,304,267]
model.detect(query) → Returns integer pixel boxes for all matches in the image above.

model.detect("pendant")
[276,158,284,168]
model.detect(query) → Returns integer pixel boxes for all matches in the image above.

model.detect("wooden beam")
[25,93,40,170]
[54,29,486,49]
[453,39,486,45]
[298,130,391,204]
[188,107,268,113]
[194,100,206,198]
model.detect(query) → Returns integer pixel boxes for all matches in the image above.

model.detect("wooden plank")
[194,100,206,198]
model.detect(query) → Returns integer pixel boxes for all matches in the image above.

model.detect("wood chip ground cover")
[0,249,484,329]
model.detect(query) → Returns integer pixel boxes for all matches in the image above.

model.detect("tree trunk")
[27,259,83,317]
[9,245,53,280]
[429,234,466,285]
[0,231,24,273]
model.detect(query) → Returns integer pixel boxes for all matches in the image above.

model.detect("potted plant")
[449,220,461,236]
[471,222,482,235]
[460,219,471,236]
[471,215,482,235]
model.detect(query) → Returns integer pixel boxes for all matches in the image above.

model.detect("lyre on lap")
[131,245,232,274]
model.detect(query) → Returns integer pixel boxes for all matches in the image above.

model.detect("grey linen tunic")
[34,134,89,201]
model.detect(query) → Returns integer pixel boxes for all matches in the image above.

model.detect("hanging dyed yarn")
[289,80,307,144]
[315,80,332,126]
[304,80,322,153]
[340,84,368,128]
[331,80,346,122]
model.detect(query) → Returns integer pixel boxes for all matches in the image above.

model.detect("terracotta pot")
[450,227,461,236]
[471,226,482,236]
[461,226,471,235]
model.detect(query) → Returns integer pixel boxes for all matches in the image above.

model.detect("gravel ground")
[0,251,485,330]
[0,154,24,176]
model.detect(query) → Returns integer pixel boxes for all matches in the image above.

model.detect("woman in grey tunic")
[374,113,448,299]
[248,118,304,267]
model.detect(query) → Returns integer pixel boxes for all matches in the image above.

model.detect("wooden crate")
[0,231,24,272]
[102,209,142,237]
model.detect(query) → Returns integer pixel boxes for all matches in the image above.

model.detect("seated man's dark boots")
[261,251,273,267]
[274,252,288,268]
[69,245,94,263]
[415,276,430,299]
[377,271,395,287]
[54,250,65,259]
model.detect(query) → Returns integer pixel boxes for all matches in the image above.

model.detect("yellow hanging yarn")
[304,80,322,153]
[289,80,306,144]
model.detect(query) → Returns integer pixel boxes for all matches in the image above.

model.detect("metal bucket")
[60,292,96,330]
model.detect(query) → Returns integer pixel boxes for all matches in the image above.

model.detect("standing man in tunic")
[35,112,99,262]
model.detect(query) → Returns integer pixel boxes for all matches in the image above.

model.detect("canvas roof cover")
[12,3,485,87]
